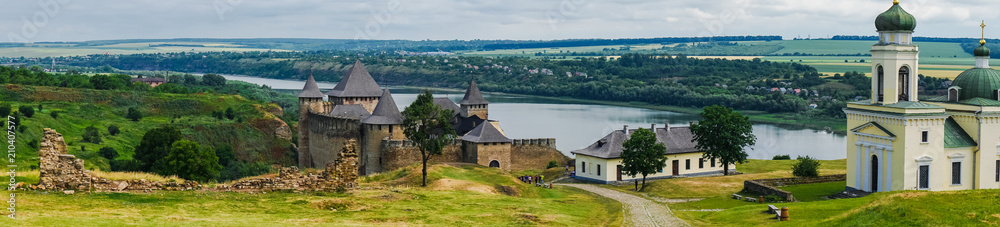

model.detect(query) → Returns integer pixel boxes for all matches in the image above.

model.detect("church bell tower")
[871,0,919,104]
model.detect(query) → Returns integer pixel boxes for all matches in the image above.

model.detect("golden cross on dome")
[982,21,987,45]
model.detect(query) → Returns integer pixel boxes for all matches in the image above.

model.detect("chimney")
[665,123,670,132]
[623,125,628,135]
[651,124,656,130]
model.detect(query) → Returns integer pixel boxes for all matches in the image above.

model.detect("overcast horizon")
[3,0,999,43]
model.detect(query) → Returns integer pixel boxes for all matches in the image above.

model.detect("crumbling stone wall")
[743,174,847,202]
[221,140,360,192]
[308,113,362,168]
[35,128,201,192]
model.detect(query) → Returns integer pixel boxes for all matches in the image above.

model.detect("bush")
[134,125,182,171]
[110,159,144,172]
[547,160,559,169]
[99,147,119,160]
[792,155,821,177]
[216,144,235,166]
[126,107,142,121]
[155,140,222,182]
[18,106,34,118]
[37,104,42,112]
[0,104,10,116]
[772,155,791,160]
[82,125,102,144]
[225,107,235,120]
[108,125,120,136]
[49,111,59,119]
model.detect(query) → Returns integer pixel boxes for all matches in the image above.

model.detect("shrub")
[134,125,182,171]
[772,154,791,160]
[225,107,235,120]
[82,125,102,144]
[547,160,559,169]
[792,155,821,177]
[49,111,59,119]
[29,140,38,149]
[154,140,222,182]
[99,147,119,160]
[108,125,120,136]
[216,144,235,166]
[126,107,142,121]
[37,104,42,112]
[18,106,34,118]
[0,104,10,116]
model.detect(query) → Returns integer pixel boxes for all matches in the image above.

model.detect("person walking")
[540,175,545,184]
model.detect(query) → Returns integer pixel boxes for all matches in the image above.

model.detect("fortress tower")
[360,89,405,175]
[459,80,489,119]
[327,60,383,113]
[297,73,325,168]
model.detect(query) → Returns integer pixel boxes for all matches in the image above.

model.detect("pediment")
[851,122,896,138]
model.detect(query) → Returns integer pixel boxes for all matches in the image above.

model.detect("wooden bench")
[732,194,743,200]
[766,205,780,218]
[745,197,757,202]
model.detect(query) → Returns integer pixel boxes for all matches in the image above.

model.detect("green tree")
[82,125,102,144]
[157,140,222,182]
[98,147,119,160]
[691,105,756,175]
[17,106,34,118]
[134,125,183,171]
[621,128,668,191]
[792,156,821,177]
[202,73,226,87]
[127,107,142,121]
[224,107,235,120]
[89,74,124,90]
[183,74,198,86]
[215,143,235,166]
[402,90,455,187]
[107,125,120,136]
[0,104,10,116]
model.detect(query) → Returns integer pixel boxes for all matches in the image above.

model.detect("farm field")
[0,42,287,58]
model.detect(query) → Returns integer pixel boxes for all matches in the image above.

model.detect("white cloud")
[2,0,1000,42]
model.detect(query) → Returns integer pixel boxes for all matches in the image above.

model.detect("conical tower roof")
[297,73,325,98]
[362,89,404,125]
[326,60,383,98]
[461,121,511,143]
[459,80,490,105]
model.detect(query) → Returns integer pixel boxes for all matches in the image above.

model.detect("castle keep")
[297,60,567,175]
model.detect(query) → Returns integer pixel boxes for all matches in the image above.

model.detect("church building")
[844,1,1000,192]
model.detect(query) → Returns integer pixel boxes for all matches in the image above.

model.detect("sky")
[2,0,998,42]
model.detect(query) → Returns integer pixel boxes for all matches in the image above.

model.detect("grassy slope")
[0,164,623,226]
[1,84,295,173]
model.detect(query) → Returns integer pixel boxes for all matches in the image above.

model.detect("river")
[220,74,847,160]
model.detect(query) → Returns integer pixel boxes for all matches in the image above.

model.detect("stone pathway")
[558,184,690,227]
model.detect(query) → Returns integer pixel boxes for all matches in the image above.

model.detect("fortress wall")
[380,139,463,171]
[361,125,405,175]
[308,113,362,168]
[510,138,570,172]
[475,143,512,171]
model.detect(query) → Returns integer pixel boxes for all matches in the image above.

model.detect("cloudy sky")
[2,0,997,42]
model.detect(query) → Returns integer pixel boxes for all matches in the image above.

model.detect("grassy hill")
[0,164,623,226]
[2,84,295,180]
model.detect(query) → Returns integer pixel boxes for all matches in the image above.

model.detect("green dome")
[975,45,991,57]
[875,3,916,32]
[952,68,1000,100]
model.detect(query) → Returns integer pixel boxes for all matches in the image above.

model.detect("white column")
[879,148,885,192]
[856,144,863,189]
[865,146,871,191]
[886,150,893,192]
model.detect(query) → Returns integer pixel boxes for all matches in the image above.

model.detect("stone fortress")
[297,60,568,174]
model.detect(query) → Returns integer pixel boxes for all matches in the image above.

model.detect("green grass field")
[0,164,623,226]
[0,42,286,58]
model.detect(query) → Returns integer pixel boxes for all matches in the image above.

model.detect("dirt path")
[558,184,690,227]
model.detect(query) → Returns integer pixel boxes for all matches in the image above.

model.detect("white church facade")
[844,1,1000,192]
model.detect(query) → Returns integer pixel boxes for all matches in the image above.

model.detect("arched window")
[489,160,500,168]
[877,66,885,102]
[949,88,960,102]
[899,66,910,101]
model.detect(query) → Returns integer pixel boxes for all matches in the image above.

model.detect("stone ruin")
[34,128,357,193]
[35,128,200,192]
[219,139,359,192]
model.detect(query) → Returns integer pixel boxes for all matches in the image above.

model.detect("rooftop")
[461,121,511,143]
[363,89,404,125]
[326,60,383,98]
[328,104,370,119]
[459,80,489,105]
[571,126,699,159]
[297,73,325,98]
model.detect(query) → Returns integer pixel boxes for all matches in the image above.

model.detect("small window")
[597,165,601,176]
[685,159,691,170]
[389,125,393,133]
[711,158,716,167]
[952,162,962,185]
[581,162,586,173]
[919,165,930,189]
[699,158,704,169]
[921,131,929,143]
